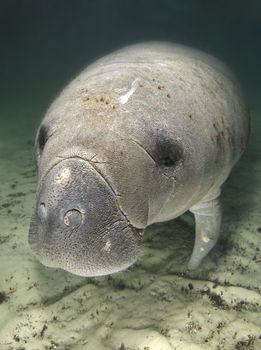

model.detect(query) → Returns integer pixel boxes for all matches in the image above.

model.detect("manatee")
[29,43,249,277]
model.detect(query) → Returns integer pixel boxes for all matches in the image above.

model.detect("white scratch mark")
[202,235,210,243]
[102,239,112,253]
[118,78,140,104]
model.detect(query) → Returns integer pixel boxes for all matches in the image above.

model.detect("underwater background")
[0,1,260,349]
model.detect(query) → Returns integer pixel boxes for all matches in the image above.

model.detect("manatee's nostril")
[38,202,47,221]
[63,209,82,229]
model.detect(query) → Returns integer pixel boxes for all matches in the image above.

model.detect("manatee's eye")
[153,136,183,168]
[37,124,49,156]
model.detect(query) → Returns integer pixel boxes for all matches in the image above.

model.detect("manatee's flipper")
[188,189,222,269]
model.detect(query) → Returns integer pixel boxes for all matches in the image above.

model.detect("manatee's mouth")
[29,156,143,277]
[29,215,142,277]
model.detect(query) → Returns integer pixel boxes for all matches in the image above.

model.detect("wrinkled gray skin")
[29,43,249,277]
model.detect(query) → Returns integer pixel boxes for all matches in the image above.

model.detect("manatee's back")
[82,42,249,207]
[70,42,250,170]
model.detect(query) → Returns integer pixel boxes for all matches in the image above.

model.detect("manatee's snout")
[38,202,83,230]
[29,158,140,277]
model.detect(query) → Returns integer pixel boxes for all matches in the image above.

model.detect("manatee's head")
[29,124,143,276]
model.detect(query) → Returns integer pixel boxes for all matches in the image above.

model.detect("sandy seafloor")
[0,97,261,350]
